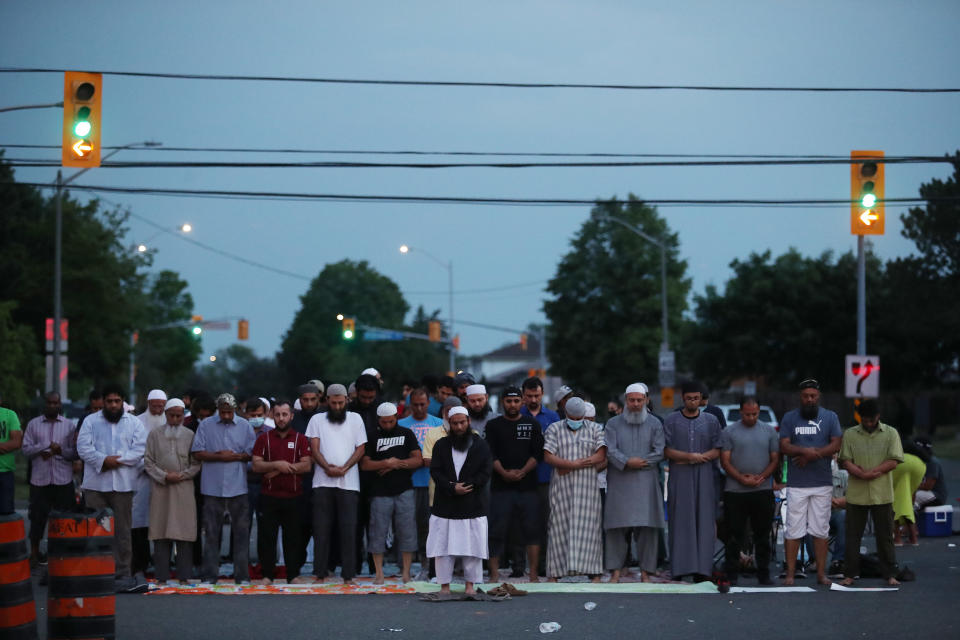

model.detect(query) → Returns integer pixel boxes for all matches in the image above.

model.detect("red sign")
[45,318,69,341]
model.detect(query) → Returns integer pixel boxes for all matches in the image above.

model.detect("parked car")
[715,404,780,430]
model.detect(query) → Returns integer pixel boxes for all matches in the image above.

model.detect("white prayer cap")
[565,397,586,418]
[326,384,348,397]
[147,389,167,401]
[584,402,596,418]
[307,379,326,394]
[164,398,185,411]
[553,385,573,405]
[625,383,649,396]
[259,397,271,410]
[377,402,398,417]
[465,384,487,397]
[216,393,238,409]
[294,398,302,410]
[448,406,469,418]
[362,368,380,377]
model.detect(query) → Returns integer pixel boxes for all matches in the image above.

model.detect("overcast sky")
[2,1,958,365]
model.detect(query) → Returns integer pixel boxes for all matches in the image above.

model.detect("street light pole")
[52,141,161,400]
[401,245,456,374]
[592,214,670,352]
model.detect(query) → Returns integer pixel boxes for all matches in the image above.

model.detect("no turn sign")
[845,355,880,398]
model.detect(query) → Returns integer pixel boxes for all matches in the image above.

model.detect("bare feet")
[373,575,385,585]
[841,577,855,586]
[609,570,621,584]
[640,571,651,583]
[887,577,901,586]
[528,575,540,583]
[590,576,601,583]
[547,577,558,583]
[783,576,795,586]
[401,574,411,584]
[817,575,832,586]
[343,579,357,586]
[253,577,272,586]
[290,575,316,584]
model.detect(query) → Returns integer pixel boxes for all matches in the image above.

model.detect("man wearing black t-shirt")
[360,402,422,583]
[484,386,545,582]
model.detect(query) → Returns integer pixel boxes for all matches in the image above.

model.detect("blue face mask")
[248,417,265,428]
[566,419,584,431]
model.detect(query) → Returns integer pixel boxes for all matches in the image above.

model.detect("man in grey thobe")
[664,380,722,581]
[604,383,665,582]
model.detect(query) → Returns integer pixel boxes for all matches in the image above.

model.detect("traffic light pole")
[857,235,866,355]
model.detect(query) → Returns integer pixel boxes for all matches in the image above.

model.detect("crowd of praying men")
[2,370,939,594]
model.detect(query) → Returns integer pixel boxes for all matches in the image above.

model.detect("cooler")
[918,505,953,537]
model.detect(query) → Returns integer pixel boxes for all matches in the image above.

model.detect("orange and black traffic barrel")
[46,510,116,640]
[0,512,37,640]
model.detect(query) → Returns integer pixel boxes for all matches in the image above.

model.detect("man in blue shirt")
[191,393,256,584]
[397,387,442,570]
[779,379,842,586]
[520,377,560,578]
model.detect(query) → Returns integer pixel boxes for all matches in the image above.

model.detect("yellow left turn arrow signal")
[72,140,93,157]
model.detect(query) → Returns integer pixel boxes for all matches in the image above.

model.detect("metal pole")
[129,331,136,406]
[660,242,669,351]
[448,260,455,374]
[539,325,547,373]
[53,170,63,396]
[857,234,866,355]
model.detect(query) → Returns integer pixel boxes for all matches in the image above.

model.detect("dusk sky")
[2,1,958,365]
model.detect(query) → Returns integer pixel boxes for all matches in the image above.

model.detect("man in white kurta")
[144,399,201,584]
[427,407,492,596]
[133,389,167,577]
[543,397,606,581]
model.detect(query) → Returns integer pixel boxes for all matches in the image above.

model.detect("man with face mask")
[132,389,168,578]
[244,397,271,529]
[22,391,78,566]
[543,397,606,581]
[144,398,201,584]
[77,384,148,592]
[426,406,492,597]
[603,383,666,583]
[779,379,842,586]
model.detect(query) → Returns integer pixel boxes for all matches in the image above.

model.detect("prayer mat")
[410,581,719,594]
[145,578,416,595]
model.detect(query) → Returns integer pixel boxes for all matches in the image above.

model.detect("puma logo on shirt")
[377,436,407,452]
[794,419,822,435]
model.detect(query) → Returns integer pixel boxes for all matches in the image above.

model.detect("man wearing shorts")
[779,379,842,586]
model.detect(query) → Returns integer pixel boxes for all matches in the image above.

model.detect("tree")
[189,344,286,400]
[0,301,43,411]
[278,260,448,393]
[543,196,690,401]
[133,270,203,398]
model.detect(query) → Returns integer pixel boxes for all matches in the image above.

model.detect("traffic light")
[190,323,203,337]
[452,335,460,351]
[428,321,442,342]
[342,317,355,340]
[850,151,885,235]
[238,319,249,340]
[62,71,102,168]
[520,333,528,351]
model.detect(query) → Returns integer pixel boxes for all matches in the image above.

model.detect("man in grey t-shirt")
[720,397,780,585]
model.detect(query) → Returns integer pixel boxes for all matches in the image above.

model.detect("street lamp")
[53,140,161,401]
[591,212,670,352]
[135,221,193,253]
[400,245,455,373]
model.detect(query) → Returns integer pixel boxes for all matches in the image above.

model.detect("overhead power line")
[2,67,958,93]
[3,155,952,170]
[21,181,955,208]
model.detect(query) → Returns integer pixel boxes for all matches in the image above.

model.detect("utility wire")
[24,181,955,207]
[3,156,951,170]
[2,67,958,93]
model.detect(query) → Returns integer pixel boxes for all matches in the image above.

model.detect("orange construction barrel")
[46,510,116,640]
[0,512,37,640]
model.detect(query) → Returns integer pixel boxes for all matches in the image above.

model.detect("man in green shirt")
[0,394,24,514]
[837,399,903,586]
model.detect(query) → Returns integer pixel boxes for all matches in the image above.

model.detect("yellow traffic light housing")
[342,317,355,340]
[520,333,528,351]
[238,319,249,340]
[62,71,102,168]
[850,151,885,235]
[428,321,442,342]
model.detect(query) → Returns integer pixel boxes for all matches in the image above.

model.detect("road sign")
[660,386,674,409]
[658,349,676,387]
[364,329,406,341]
[45,318,69,352]
[845,354,879,398]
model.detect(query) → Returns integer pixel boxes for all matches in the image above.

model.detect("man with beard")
[454,371,476,402]
[349,373,381,574]
[132,389,167,578]
[289,383,322,567]
[664,380,722,582]
[76,384,148,591]
[361,402,422,583]
[22,391,77,566]
[465,384,495,438]
[252,399,312,584]
[779,379,842,586]
[306,384,367,584]
[427,406,492,597]
[543,397,606,581]
[520,376,559,578]
[191,393,256,584]
[604,383,665,583]
[719,396,780,585]
[484,386,544,582]
[144,399,201,584]
[838,399,903,587]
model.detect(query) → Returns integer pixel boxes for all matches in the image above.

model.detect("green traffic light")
[192,325,203,336]
[74,106,92,137]
[861,193,877,208]
[343,329,354,340]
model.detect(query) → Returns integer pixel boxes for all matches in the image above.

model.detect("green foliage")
[0,301,43,411]
[543,196,690,401]
[189,344,286,400]
[278,260,448,393]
